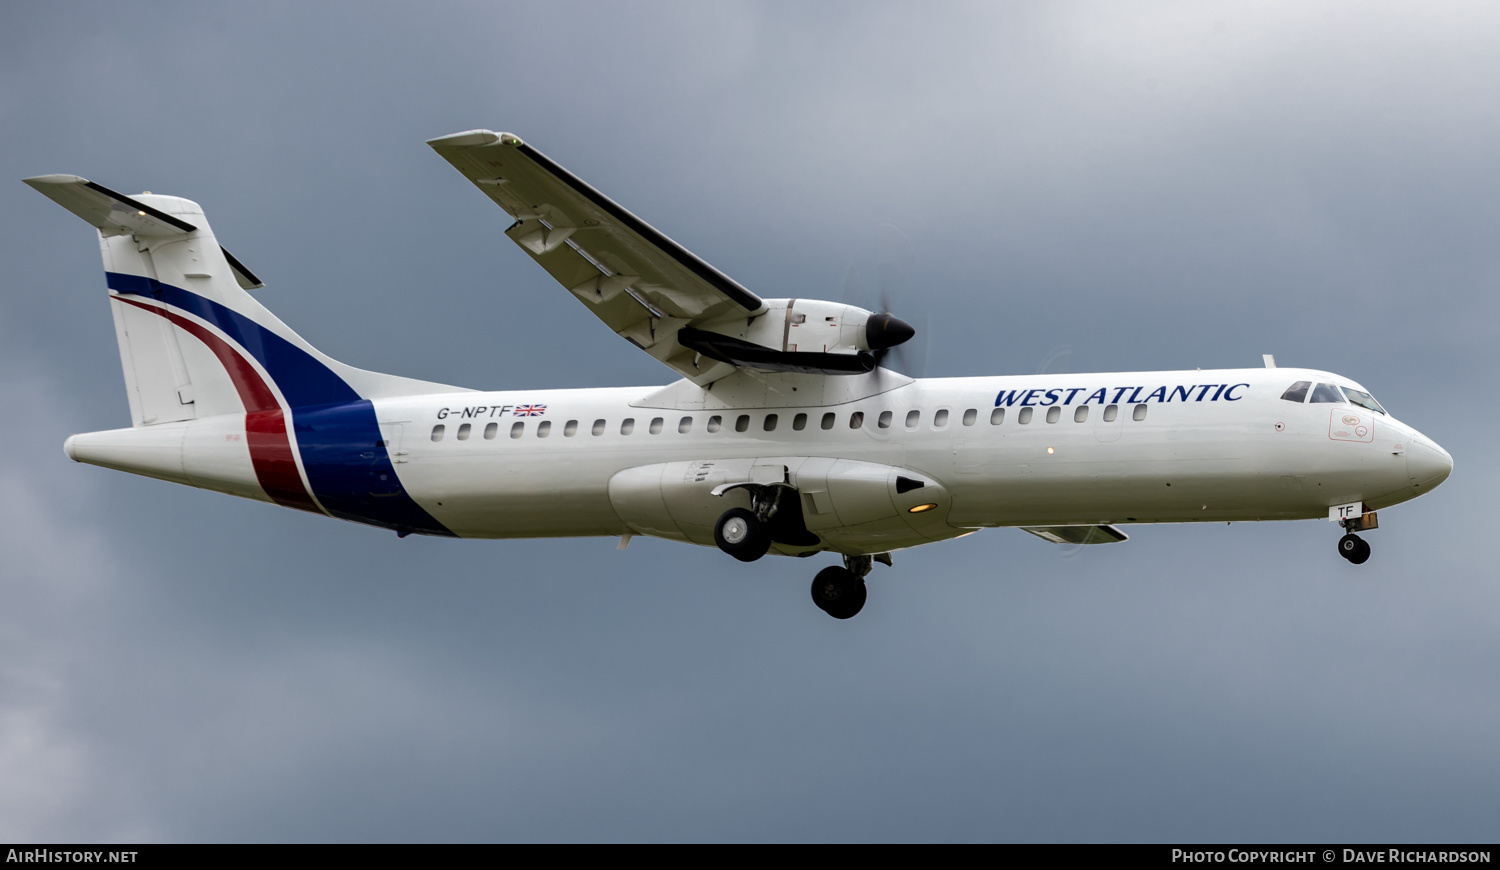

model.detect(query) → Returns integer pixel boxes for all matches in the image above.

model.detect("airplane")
[25,129,1454,620]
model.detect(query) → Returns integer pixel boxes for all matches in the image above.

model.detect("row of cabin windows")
[429,403,1150,442]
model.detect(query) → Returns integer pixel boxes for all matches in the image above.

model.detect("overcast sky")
[3,0,1498,842]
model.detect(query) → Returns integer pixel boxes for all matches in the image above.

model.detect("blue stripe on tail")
[107,272,453,537]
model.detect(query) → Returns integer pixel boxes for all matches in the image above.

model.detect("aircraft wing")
[428,131,764,384]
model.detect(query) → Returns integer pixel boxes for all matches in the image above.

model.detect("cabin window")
[1133,404,1148,421]
[1103,404,1118,422]
[1074,406,1089,423]
[678,416,693,434]
[620,418,635,435]
[990,408,1005,425]
[430,424,445,442]
[735,415,750,433]
[648,417,664,434]
[1280,381,1311,403]
[850,411,864,429]
[1309,383,1345,404]
[1342,387,1387,415]
[484,422,498,440]
[934,409,949,428]
[821,412,836,430]
[537,421,552,437]
[510,422,524,438]
[764,414,778,432]
[457,423,471,440]
[1045,407,1061,424]
[707,415,722,433]
[906,410,920,428]
[592,419,605,436]
[564,420,578,437]
[1018,408,1033,424]
[878,411,893,428]
[792,413,807,431]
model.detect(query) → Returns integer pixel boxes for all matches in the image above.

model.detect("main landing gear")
[714,507,771,562]
[711,485,886,619]
[811,555,876,620]
[712,482,789,563]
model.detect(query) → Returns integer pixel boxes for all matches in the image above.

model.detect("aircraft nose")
[1408,437,1453,490]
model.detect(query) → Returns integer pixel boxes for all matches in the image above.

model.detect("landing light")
[137,210,146,216]
[1047,447,1054,454]
[908,503,937,513]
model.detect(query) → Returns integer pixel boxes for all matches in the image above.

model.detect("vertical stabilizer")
[24,175,460,428]
[27,175,458,537]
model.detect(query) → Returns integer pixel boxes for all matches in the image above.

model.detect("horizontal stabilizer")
[23,174,196,236]
[220,245,264,290]
[27,174,266,290]
[1022,524,1129,545]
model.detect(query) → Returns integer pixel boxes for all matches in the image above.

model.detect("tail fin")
[24,175,457,427]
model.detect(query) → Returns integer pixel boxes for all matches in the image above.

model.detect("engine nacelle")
[678,298,913,376]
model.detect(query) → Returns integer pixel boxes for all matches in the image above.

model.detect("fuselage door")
[369,422,407,496]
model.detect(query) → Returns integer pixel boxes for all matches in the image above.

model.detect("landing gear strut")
[712,484,789,562]
[714,507,771,562]
[1337,510,1376,565]
[1338,533,1371,565]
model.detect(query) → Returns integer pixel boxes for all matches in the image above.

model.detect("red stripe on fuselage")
[115,296,322,514]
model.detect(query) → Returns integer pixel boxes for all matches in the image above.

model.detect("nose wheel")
[1338,532,1371,564]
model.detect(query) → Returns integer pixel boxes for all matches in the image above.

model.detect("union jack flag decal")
[514,404,547,417]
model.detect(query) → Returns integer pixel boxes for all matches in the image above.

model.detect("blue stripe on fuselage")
[106,272,453,537]
[291,399,452,536]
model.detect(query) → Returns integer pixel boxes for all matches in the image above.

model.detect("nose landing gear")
[1338,533,1371,564]
[1336,509,1377,565]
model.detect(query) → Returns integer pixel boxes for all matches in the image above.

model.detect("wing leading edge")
[428,130,765,384]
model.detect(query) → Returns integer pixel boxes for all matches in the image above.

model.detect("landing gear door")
[379,423,407,464]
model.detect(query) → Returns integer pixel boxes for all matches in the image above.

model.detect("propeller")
[842,222,929,377]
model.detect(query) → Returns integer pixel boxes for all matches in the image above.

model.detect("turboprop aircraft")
[26,129,1453,619]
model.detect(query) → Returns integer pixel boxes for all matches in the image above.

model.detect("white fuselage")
[64,365,1452,553]
[365,367,1448,542]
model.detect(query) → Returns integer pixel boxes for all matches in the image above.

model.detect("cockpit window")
[1341,387,1387,415]
[1280,381,1311,403]
[1309,382,1345,404]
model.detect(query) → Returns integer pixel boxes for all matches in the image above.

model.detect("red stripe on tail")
[115,296,322,514]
